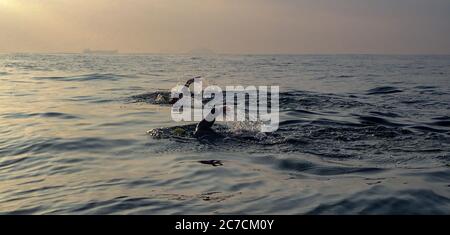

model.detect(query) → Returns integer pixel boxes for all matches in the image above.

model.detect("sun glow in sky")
[0,0,14,8]
[1,0,450,54]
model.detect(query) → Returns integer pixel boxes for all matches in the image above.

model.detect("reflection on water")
[0,54,449,214]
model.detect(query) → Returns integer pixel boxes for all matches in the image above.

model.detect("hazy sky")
[1,0,450,54]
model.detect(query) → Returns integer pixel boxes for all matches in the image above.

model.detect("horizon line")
[1,51,450,56]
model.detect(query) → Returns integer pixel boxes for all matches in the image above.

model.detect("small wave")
[366,86,403,95]
[39,112,80,119]
[4,206,46,215]
[63,96,113,104]
[310,118,363,127]
[279,120,307,126]
[2,112,80,120]
[0,157,28,170]
[415,85,437,90]
[286,109,320,116]
[369,111,402,118]
[428,120,450,127]
[336,75,354,78]
[400,99,427,105]
[33,73,132,82]
[410,125,448,133]
[306,186,450,214]
[422,170,450,183]
[433,116,450,121]
[356,115,405,127]
[280,92,368,110]
[277,158,383,175]
[2,137,135,157]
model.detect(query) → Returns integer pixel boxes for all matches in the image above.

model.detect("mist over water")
[0,53,449,214]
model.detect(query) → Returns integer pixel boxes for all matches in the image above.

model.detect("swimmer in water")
[147,106,227,140]
[194,106,228,139]
[155,77,198,104]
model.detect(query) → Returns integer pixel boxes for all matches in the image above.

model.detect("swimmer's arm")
[184,76,200,88]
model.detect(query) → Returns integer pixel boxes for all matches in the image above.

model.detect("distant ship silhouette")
[83,49,118,54]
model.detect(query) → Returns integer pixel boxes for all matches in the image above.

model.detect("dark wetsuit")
[193,107,225,139]
[194,118,217,138]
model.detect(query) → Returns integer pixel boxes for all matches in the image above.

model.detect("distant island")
[83,49,118,55]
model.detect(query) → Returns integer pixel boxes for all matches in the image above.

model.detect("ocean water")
[0,53,449,214]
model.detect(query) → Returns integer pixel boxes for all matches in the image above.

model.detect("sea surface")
[0,53,449,214]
